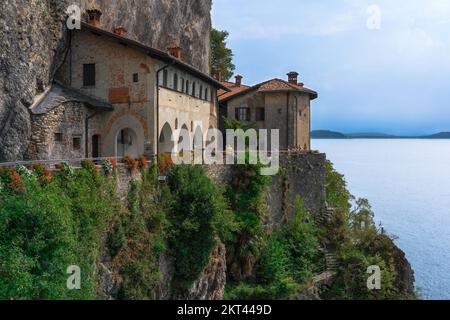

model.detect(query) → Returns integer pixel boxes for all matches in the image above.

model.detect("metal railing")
[0,157,125,168]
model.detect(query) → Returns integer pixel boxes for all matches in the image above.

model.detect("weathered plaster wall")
[226,91,312,150]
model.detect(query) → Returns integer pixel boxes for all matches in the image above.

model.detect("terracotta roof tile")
[218,81,251,101]
[219,78,317,103]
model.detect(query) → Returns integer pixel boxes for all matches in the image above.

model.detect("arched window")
[185,80,190,94]
[192,82,196,97]
[205,88,209,101]
[181,78,185,92]
[199,85,203,99]
[163,69,168,87]
[173,73,178,90]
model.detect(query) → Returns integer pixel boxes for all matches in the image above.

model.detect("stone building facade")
[28,9,227,161]
[218,73,317,151]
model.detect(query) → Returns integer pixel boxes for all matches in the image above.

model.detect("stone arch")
[179,124,190,145]
[105,114,145,158]
[116,128,139,158]
[105,109,149,139]
[193,126,203,150]
[159,122,174,154]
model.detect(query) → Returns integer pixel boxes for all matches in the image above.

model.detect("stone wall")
[267,152,327,228]
[28,102,88,160]
[204,152,327,228]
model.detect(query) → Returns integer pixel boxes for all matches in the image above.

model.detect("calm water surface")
[312,139,450,300]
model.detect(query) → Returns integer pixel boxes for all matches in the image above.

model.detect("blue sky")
[212,0,450,135]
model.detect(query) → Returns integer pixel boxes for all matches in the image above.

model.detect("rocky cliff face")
[0,0,211,161]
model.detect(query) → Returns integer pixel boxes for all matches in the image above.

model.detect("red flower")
[110,158,118,170]
[123,156,138,174]
[137,155,148,169]
[32,163,53,185]
[0,167,26,193]
[158,154,173,173]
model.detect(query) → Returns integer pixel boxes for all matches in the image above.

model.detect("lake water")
[312,139,450,300]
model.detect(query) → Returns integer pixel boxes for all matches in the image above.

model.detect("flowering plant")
[158,153,173,174]
[32,163,53,186]
[15,165,33,179]
[137,155,148,170]
[0,167,26,193]
[123,156,138,174]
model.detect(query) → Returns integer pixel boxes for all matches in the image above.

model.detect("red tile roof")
[217,80,251,101]
[218,78,317,103]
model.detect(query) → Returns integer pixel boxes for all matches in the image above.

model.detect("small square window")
[54,133,63,142]
[133,73,139,83]
[73,137,81,150]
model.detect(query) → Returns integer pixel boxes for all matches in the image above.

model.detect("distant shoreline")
[311,130,450,140]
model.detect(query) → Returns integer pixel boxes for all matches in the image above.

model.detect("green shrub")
[166,165,233,295]
[111,170,168,300]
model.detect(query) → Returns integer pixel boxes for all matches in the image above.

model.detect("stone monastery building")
[29,9,228,160]
[28,8,317,161]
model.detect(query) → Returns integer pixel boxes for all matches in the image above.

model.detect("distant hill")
[347,132,398,138]
[422,132,450,139]
[312,130,450,139]
[311,130,347,139]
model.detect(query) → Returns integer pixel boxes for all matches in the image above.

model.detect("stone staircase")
[320,247,338,272]
[315,207,335,226]
[307,206,340,298]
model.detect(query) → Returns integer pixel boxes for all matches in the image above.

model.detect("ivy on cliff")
[165,165,236,296]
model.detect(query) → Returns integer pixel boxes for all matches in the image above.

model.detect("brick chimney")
[213,69,222,82]
[235,75,243,87]
[287,71,299,85]
[86,9,102,27]
[168,47,182,59]
[113,26,128,37]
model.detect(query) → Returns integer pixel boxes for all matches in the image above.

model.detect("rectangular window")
[235,107,250,121]
[192,82,196,97]
[133,73,139,83]
[256,107,265,121]
[83,64,96,87]
[73,137,81,151]
[54,133,63,142]
[163,70,168,87]
[174,73,178,90]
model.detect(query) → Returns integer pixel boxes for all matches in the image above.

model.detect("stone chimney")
[86,9,102,27]
[287,71,299,85]
[213,69,222,82]
[235,75,243,87]
[168,47,182,59]
[113,26,128,37]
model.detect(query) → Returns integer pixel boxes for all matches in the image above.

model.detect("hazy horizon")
[212,0,450,135]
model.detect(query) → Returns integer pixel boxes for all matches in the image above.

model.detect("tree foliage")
[210,28,235,81]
